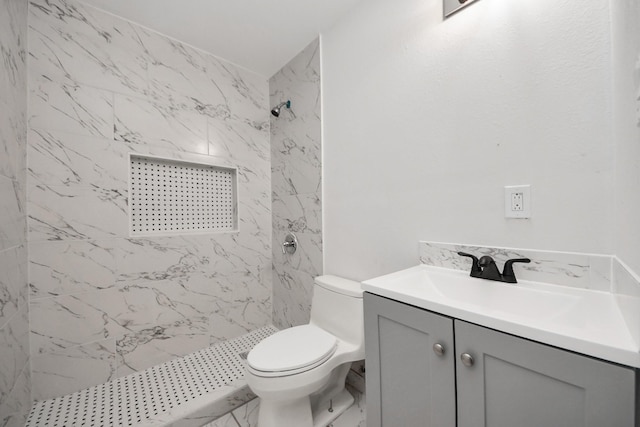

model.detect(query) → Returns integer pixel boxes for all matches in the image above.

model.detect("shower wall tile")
[30,291,128,355]
[28,129,123,190]
[419,241,612,291]
[29,77,114,138]
[27,0,271,399]
[0,99,27,182]
[141,35,266,124]
[208,282,272,343]
[208,118,270,166]
[115,319,210,377]
[238,193,273,240]
[144,37,241,119]
[0,0,29,419]
[271,143,321,198]
[270,40,322,200]
[270,39,322,328]
[28,184,128,241]
[0,176,25,252]
[30,233,272,300]
[0,361,30,427]
[202,57,267,125]
[0,306,29,407]
[28,128,244,193]
[113,94,209,154]
[272,231,323,329]
[114,238,227,284]
[30,259,272,375]
[110,274,263,333]
[0,245,28,329]
[80,283,205,333]
[272,192,322,234]
[31,338,116,401]
[146,46,226,114]
[238,166,272,200]
[28,234,273,390]
[33,277,205,374]
[0,0,27,109]
[114,235,269,285]
[28,0,149,96]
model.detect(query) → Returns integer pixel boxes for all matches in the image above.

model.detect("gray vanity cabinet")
[364,293,638,427]
[364,293,456,427]
[455,319,636,427]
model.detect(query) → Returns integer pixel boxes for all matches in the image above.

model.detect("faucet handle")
[478,255,496,267]
[502,258,531,283]
[457,252,482,275]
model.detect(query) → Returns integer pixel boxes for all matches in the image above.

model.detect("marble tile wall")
[269,39,323,328]
[0,0,30,424]
[419,241,612,291]
[27,0,272,400]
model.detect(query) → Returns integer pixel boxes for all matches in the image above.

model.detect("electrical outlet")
[511,192,524,211]
[505,185,531,219]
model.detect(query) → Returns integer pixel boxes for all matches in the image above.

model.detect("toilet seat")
[247,325,338,377]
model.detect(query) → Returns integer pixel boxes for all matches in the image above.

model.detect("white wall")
[612,0,640,276]
[322,0,615,280]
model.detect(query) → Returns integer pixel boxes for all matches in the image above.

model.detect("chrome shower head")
[271,100,291,117]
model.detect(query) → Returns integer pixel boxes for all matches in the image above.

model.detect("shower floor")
[25,325,278,427]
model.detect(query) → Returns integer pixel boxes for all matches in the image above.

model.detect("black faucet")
[457,252,531,283]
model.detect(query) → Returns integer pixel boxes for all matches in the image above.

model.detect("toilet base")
[255,388,355,427]
[258,396,313,427]
[311,388,355,427]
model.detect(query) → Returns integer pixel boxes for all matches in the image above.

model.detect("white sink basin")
[421,268,579,320]
[362,265,640,368]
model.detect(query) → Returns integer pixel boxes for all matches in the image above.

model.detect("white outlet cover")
[505,185,531,219]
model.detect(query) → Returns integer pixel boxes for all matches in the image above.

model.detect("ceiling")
[80,0,363,78]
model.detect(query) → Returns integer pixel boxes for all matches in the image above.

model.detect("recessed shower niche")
[129,154,238,236]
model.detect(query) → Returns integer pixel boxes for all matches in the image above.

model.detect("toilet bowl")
[245,275,364,427]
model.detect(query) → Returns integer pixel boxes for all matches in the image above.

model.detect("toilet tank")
[310,276,364,349]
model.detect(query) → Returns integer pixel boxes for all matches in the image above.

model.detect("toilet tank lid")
[314,275,364,298]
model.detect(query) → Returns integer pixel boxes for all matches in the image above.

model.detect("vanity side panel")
[636,369,639,427]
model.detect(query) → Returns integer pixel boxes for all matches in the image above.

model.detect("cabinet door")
[455,320,637,427]
[364,293,456,427]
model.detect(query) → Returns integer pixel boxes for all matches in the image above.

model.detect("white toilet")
[245,275,364,427]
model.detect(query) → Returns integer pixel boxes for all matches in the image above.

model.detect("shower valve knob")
[282,241,295,253]
[282,233,298,255]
